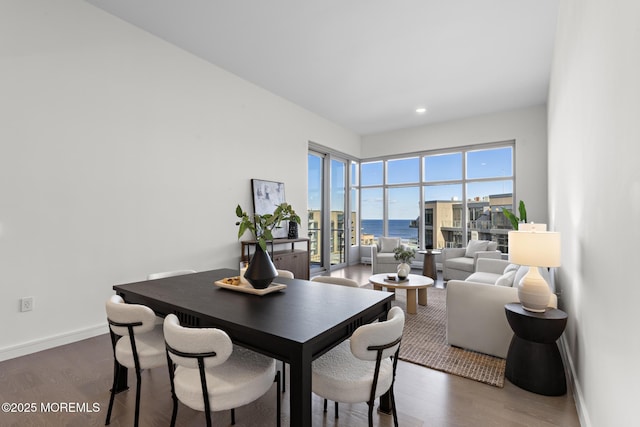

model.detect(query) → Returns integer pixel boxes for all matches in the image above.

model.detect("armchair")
[441,240,501,281]
[371,237,403,274]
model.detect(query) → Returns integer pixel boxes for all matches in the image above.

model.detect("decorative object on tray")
[214,277,287,295]
[385,274,408,283]
[393,246,416,280]
[235,202,300,289]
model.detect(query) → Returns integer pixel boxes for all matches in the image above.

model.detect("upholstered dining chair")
[163,314,281,427]
[276,269,294,279]
[312,306,405,427]
[105,295,166,427]
[311,276,360,287]
[147,269,196,280]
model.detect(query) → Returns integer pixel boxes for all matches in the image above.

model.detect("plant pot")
[244,245,278,289]
[287,221,298,239]
[397,262,411,280]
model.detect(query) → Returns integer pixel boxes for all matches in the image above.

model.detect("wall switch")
[20,296,34,312]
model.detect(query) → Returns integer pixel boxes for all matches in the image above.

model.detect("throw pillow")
[379,237,400,253]
[503,263,519,274]
[465,240,489,258]
[495,270,517,287]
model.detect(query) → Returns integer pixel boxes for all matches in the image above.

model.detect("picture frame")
[251,179,287,238]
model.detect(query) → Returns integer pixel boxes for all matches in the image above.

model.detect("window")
[358,142,515,252]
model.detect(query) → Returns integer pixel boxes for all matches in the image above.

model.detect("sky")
[308,146,513,219]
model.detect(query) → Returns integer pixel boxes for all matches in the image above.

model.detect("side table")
[418,249,441,281]
[504,303,568,396]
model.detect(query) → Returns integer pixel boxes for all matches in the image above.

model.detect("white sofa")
[441,240,502,281]
[446,258,557,358]
[371,237,402,274]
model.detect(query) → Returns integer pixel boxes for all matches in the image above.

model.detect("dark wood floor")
[0,265,580,426]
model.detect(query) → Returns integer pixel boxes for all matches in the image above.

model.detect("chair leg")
[323,399,327,412]
[275,372,281,427]
[335,401,339,419]
[169,396,178,427]
[231,408,235,425]
[105,360,119,425]
[367,401,374,427]
[133,368,142,427]
[390,388,399,427]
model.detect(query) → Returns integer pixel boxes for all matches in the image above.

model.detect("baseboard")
[0,323,108,362]
[558,335,591,427]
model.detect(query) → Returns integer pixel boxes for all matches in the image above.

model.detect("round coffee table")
[369,273,434,314]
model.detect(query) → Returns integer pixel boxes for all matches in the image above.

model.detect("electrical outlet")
[20,296,34,312]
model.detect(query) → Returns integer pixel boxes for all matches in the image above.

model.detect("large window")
[356,142,515,252]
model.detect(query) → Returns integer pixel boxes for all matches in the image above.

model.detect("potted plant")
[235,202,299,288]
[502,200,527,230]
[277,203,301,239]
[393,246,416,280]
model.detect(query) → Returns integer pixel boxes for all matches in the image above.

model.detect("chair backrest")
[350,306,405,361]
[276,269,294,279]
[147,269,196,280]
[311,276,360,288]
[163,314,233,369]
[105,295,157,336]
[377,236,402,253]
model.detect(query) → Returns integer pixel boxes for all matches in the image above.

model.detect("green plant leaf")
[518,200,527,224]
[502,207,519,230]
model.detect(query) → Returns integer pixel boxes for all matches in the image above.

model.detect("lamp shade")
[508,231,561,267]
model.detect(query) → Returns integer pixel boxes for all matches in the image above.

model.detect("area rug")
[391,287,506,388]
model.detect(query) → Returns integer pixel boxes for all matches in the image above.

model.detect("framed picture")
[251,179,287,238]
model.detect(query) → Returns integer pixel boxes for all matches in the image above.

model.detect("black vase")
[244,245,278,289]
[287,221,298,239]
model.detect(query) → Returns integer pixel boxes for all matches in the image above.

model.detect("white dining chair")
[311,276,360,287]
[276,269,294,279]
[312,306,405,427]
[105,295,166,427]
[164,314,281,427]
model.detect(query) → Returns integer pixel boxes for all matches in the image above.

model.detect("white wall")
[548,0,640,425]
[0,0,360,360]
[362,105,549,223]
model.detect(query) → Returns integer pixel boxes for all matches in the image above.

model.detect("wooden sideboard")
[241,238,310,280]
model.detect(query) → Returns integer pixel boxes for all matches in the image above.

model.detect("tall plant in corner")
[502,200,527,230]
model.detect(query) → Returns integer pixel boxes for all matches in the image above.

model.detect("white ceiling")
[85,0,559,136]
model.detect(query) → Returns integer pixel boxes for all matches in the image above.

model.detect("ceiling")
[85,0,559,136]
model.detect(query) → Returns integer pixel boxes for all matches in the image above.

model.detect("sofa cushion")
[465,240,489,258]
[379,237,400,253]
[445,257,475,273]
[495,270,517,287]
[466,271,501,285]
[376,253,397,264]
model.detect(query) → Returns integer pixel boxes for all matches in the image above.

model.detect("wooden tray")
[214,279,287,296]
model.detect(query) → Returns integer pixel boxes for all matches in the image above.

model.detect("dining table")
[112,268,394,427]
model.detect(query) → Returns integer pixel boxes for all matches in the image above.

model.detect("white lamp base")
[517,267,551,312]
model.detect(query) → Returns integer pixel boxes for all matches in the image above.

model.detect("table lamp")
[508,229,561,312]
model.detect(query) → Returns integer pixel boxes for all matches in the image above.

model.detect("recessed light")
[415,107,427,114]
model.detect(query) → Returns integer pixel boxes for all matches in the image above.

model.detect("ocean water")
[361,219,418,242]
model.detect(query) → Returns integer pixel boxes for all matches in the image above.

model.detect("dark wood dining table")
[112,268,394,427]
